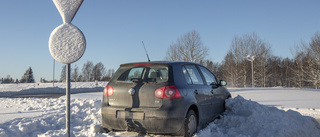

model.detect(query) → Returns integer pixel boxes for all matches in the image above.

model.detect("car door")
[198,66,226,120]
[182,65,212,122]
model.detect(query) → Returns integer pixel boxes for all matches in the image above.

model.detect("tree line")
[1,61,115,84]
[166,30,320,89]
[59,61,115,82]
[1,67,35,84]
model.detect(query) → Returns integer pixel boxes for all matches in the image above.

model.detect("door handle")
[194,90,199,94]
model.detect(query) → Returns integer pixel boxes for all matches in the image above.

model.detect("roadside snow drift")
[0,97,102,137]
[0,95,319,137]
[195,96,320,137]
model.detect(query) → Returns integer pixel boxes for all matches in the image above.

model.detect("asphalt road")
[12,94,65,98]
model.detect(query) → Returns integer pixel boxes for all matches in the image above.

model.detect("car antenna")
[142,41,150,62]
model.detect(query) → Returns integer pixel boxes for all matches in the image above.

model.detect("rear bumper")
[101,106,185,135]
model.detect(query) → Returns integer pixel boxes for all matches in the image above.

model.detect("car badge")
[128,88,136,96]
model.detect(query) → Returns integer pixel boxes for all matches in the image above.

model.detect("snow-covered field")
[0,82,319,137]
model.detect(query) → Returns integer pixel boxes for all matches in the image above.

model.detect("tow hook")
[126,119,134,131]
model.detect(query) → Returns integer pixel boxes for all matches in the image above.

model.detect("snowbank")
[229,87,320,119]
[194,96,320,137]
[1,95,319,137]
[0,97,102,137]
[0,84,319,136]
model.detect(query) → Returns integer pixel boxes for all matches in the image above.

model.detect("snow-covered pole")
[53,59,55,87]
[66,64,71,136]
[49,0,85,136]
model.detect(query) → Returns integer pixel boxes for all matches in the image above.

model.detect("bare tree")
[72,65,80,82]
[107,69,115,77]
[165,30,209,63]
[92,62,106,81]
[200,59,223,80]
[102,69,115,81]
[232,35,251,87]
[306,32,320,89]
[281,57,294,87]
[221,51,238,87]
[251,38,272,87]
[3,75,13,83]
[221,33,272,87]
[82,61,94,82]
[291,45,307,88]
[223,34,251,87]
[267,56,283,87]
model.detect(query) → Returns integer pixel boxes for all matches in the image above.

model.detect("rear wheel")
[184,110,197,137]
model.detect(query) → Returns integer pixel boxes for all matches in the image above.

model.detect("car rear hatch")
[104,63,170,108]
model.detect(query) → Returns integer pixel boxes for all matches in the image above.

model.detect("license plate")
[116,111,145,120]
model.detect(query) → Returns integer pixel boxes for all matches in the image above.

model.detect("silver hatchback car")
[101,61,230,136]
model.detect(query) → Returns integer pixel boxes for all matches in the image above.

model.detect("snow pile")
[194,96,320,137]
[229,87,320,119]
[277,107,320,120]
[0,98,102,137]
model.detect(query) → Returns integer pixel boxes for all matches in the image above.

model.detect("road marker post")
[49,0,85,136]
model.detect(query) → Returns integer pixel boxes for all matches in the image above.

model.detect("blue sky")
[1,0,320,82]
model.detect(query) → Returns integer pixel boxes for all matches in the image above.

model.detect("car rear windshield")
[110,64,169,83]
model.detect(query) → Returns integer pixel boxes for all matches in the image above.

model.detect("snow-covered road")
[0,82,319,137]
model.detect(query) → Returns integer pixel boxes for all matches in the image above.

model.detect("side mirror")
[220,80,227,86]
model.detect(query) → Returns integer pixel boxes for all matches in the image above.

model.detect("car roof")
[120,61,200,67]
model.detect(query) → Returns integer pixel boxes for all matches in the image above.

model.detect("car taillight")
[155,85,181,99]
[103,85,114,96]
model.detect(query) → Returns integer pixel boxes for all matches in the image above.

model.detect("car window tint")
[182,66,192,84]
[199,66,217,85]
[184,65,204,85]
[113,65,168,83]
[127,67,144,81]
[147,67,168,82]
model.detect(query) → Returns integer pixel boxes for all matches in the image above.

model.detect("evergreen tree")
[21,67,35,83]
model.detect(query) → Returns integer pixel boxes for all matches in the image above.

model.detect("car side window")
[183,65,204,85]
[182,66,192,84]
[199,66,217,85]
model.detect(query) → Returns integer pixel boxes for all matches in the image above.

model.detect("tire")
[184,110,198,137]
